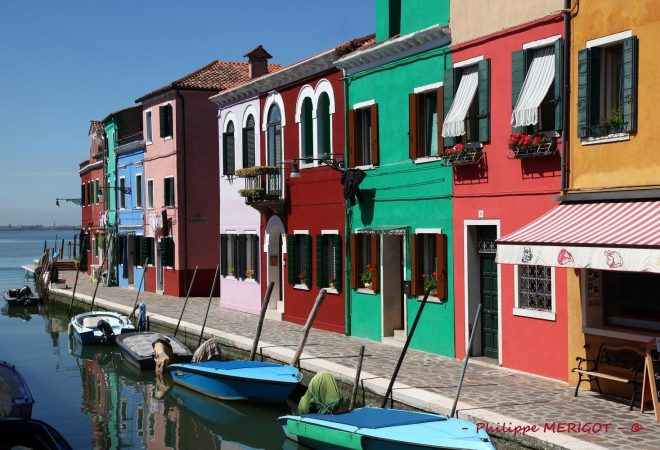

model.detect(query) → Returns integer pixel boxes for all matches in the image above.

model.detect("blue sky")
[0,0,374,226]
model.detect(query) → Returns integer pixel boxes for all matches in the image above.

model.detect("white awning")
[441,66,478,138]
[511,46,555,128]
[496,201,660,273]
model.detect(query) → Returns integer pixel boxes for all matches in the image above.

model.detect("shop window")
[517,265,553,311]
[603,271,660,332]
[316,234,342,291]
[578,34,638,139]
[348,104,379,167]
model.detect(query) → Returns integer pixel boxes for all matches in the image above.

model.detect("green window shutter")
[133,236,139,266]
[253,235,260,282]
[220,234,228,276]
[159,105,171,138]
[168,238,175,267]
[576,48,590,138]
[95,232,99,255]
[333,235,342,292]
[237,234,247,278]
[160,238,173,267]
[622,36,638,133]
[141,236,150,265]
[511,49,527,134]
[149,237,155,265]
[316,234,326,288]
[553,38,564,131]
[442,68,456,148]
[477,59,491,143]
[304,235,312,286]
[287,234,296,285]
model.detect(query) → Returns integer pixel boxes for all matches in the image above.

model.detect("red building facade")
[447,15,568,380]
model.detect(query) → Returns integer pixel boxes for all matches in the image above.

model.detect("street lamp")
[287,154,344,179]
[55,198,83,206]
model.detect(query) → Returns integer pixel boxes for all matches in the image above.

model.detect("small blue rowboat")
[279,407,496,450]
[0,361,35,419]
[169,360,302,403]
[68,311,135,344]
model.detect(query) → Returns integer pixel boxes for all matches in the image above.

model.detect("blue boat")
[68,311,135,344]
[0,418,73,450]
[279,407,496,450]
[169,360,302,403]
[0,361,34,419]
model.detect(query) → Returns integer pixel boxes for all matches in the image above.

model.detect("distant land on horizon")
[0,225,79,231]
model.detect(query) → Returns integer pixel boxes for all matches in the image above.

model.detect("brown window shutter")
[436,86,444,153]
[348,109,357,167]
[350,233,358,289]
[410,234,419,296]
[408,93,419,160]
[436,234,448,300]
[370,104,379,166]
[370,234,380,292]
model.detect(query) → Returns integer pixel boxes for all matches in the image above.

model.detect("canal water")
[0,230,299,450]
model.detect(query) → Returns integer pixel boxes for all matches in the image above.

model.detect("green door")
[479,228,498,359]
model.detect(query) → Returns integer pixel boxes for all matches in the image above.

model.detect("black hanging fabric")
[340,169,366,206]
[161,210,169,236]
[122,236,129,279]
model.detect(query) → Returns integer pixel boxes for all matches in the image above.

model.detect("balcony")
[236,166,285,214]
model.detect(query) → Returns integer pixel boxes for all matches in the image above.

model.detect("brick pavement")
[53,272,660,450]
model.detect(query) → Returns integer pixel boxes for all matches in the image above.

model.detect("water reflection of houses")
[144,384,181,450]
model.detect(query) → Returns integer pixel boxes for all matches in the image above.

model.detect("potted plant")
[228,267,235,277]
[422,271,439,296]
[360,264,374,289]
[328,274,336,289]
[443,143,465,159]
[245,268,255,280]
[509,132,553,157]
[298,271,308,286]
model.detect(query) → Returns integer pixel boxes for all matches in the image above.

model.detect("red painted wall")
[80,162,104,274]
[451,16,568,380]
[259,70,347,334]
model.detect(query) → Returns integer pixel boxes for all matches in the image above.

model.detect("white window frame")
[351,100,376,170]
[513,265,556,321]
[413,82,444,161]
[161,102,173,141]
[225,230,237,279]
[320,230,340,294]
[163,175,175,208]
[145,109,153,145]
[292,230,310,290]
[314,79,335,164]
[147,178,154,209]
[119,176,126,210]
[523,34,561,50]
[135,173,143,209]
[296,86,316,169]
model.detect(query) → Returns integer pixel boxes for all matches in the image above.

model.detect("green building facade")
[337,0,455,356]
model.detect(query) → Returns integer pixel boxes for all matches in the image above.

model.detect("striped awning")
[496,201,660,273]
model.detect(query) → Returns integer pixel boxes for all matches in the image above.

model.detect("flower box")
[441,144,483,166]
[235,166,280,177]
[508,132,558,159]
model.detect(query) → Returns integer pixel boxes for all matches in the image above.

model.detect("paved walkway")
[53,273,660,450]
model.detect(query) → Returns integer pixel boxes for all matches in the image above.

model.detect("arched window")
[267,105,282,166]
[242,115,255,168]
[223,121,235,175]
[317,92,331,156]
[301,97,314,163]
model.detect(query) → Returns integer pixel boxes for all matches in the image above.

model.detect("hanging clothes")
[341,169,366,206]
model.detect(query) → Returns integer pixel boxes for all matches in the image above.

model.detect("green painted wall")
[104,121,117,226]
[346,45,455,356]
[376,0,450,42]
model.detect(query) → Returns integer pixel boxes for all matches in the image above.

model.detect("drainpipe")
[342,69,351,336]
[560,0,571,192]
[176,89,189,294]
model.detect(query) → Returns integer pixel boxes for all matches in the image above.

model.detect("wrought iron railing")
[237,167,283,204]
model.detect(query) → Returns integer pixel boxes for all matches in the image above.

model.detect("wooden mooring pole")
[291,288,326,368]
[174,266,199,338]
[450,304,482,418]
[249,281,275,361]
[349,345,366,410]
[89,239,111,312]
[197,264,220,347]
[67,237,87,318]
[128,258,149,321]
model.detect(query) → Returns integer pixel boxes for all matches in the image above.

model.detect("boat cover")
[191,360,276,371]
[297,371,342,415]
[304,407,444,429]
[191,338,222,363]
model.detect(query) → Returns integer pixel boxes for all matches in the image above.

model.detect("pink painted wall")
[218,97,263,314]
[450,16,568,380]
[141,90,220,296]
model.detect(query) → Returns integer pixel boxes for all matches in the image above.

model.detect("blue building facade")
[116,138,146,288]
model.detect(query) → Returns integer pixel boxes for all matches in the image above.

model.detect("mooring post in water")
[197,264,220,347]
[291,288,326,368]
[43,241,47,253]
[381,288,432,409]
[450,304,482,418]
[174,265,199,338]
[249,281,275,361]
[350,345,366,410]
[67,237,87,318]
[89,239,111,312]
[128,258,149,321]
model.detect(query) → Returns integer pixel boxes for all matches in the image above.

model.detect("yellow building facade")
[567,0,660,394]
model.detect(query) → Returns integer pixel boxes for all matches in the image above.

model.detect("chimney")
[244,45,272,79]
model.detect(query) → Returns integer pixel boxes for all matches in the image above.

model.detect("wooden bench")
[572,344,645,410]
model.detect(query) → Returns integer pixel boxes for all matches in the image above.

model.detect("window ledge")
[225,275,237,280]
[146,141,153,146]
[164,136,172,141]
[324,288,339,295]
[581,133,629,145]
[352,164,375,171]
[513,308,556,321]
[582,326,656,343]
[356,288,377,295]
[413,156,442,165]
[244,278,257,284]
[294,284,310,290]
[415,295,444,303]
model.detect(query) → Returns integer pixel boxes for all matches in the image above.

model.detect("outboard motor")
[136,303,147,332]
[18,286,32,298]
[152,335,174,374]
[97,319,115,343]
